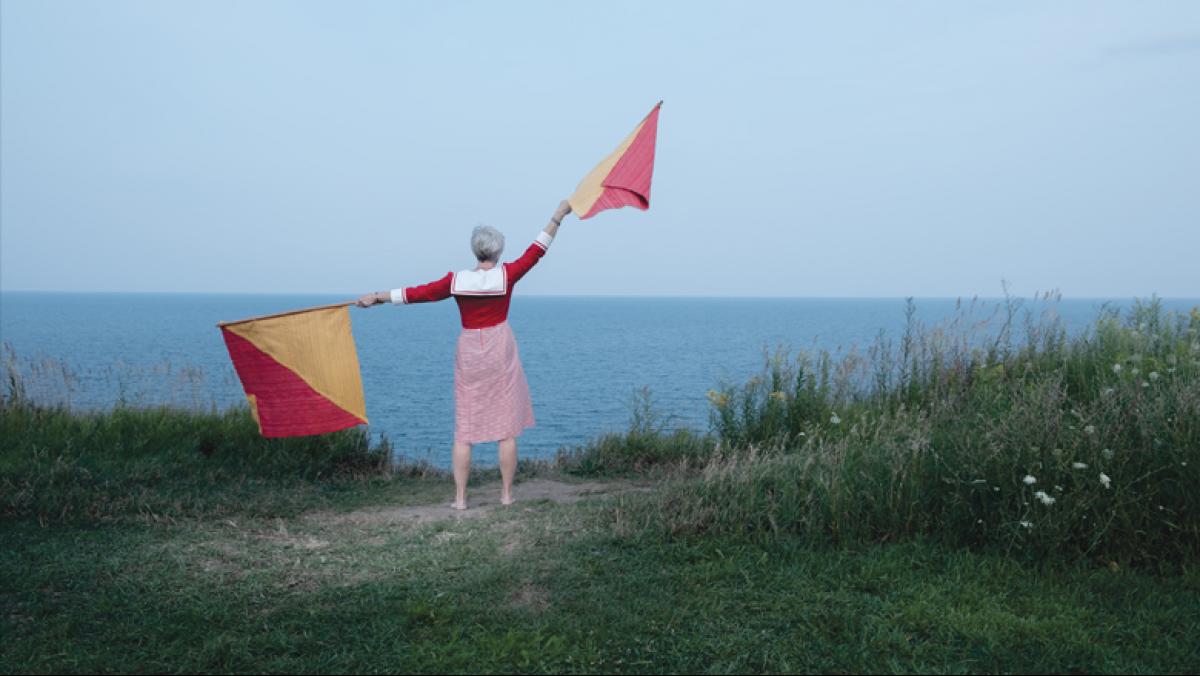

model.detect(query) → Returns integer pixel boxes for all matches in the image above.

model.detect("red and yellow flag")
[219,304,368,437]
[568,101,662,220]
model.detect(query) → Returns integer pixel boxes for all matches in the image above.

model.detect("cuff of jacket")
[535,230,554,250]
[390,288,407,305]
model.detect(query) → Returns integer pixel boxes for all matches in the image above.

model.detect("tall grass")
[1,340,235,412]
[5,296,1198,563]
[555,386,714,475]
[0,349,556,526]
[617,296,1200,565]
[0,370,399,523]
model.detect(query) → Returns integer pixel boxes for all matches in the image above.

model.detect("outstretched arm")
[357,272,453,307]
[506,200,571,285]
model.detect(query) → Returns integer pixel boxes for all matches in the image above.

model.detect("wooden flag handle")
[217,300,357,328]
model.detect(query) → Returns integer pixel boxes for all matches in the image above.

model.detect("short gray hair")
[471,225,504,262]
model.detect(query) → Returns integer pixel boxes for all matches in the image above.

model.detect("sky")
[2,1,1198,298]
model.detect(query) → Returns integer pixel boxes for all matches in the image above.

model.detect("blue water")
[2,292,1196,467]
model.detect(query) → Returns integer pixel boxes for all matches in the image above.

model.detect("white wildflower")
[1072,461,1088,469]
[1141,381,1149,388]
[1023,475,1037,485]
[1112,363,1122,373]
[1149,371,1160,381]
[1099,472,1111,489]
[1020,520,1034,529]
[1102,448,1114,459]
[829,413,841,425]
[1083,425,1096,435]
[1132,367,1140,376]
[1034,490,1056,506]
[1103,387,1115,396]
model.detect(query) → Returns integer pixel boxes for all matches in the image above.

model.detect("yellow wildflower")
[706,390,729,407]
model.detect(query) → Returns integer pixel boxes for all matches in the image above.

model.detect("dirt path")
[301,478,650,528]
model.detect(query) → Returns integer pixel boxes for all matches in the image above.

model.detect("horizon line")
[2,289,1198,302]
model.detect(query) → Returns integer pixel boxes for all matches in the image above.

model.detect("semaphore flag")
[568,101,662,220]
[218,303,368,437]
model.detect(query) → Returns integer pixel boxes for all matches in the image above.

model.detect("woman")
[357,200,572,510]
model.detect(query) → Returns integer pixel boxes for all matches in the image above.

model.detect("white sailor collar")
[452,266,507,295]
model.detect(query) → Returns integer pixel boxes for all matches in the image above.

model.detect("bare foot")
[451,501,467,511]
[501,496,515,506]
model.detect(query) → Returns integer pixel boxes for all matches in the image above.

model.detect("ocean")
[3,292,1196,467]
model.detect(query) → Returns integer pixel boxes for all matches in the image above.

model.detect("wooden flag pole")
[217,300,358,328]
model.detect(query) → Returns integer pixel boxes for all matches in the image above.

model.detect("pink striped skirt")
[453,320,535,444]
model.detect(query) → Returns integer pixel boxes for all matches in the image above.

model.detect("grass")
[3,494,1198,673]
[571,294,1200,567]
[3,295,1199,672]
[0,394,556,526]
[555,387,715,477]
[0,398,409,525]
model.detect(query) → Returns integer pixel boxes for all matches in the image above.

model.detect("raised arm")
[544,199,569,239]
[505,200,571,285]
[356,272,453,307]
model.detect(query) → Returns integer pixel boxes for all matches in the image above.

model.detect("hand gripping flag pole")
[568,101,662,220]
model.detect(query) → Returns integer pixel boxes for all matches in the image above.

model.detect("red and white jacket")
[390,230,553,329]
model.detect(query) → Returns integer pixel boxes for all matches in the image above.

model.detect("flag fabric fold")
[568,101,662,220]
[219,304,368,438]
